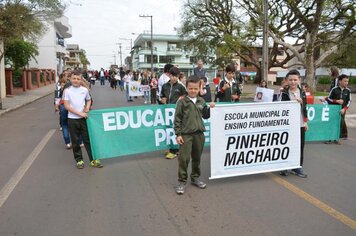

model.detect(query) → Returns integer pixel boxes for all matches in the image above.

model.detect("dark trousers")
[68,118,93,162]
[300,127,305,166]
[150,89,157,104]
[178,133,205,182]
[340,113,348,138]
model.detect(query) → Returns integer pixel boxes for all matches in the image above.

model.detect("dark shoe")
[175,181,186,195]
[333,140,341,145]
[291,169,308,178]
[191,179,207,189]
[324,140,332,144]
[279,170,289,176]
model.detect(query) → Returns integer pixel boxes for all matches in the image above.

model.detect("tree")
[179,0,356,87]
[322,35,356,68]
[5,38,39,70]
[0,0,64,61]
[179,0,294,83]
[258,0,356,88]
[79,49,90,70]
[0,0,64,108]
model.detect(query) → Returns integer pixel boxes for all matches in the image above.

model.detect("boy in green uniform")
[174,75,215,195]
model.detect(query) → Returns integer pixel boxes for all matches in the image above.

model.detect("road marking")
[266,173,356,230]
[0,129,55,208]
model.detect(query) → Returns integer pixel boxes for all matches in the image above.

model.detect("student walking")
[326,74,352,141]
[63,70,103,169]
[160,67,187,159]
[174,75,215,194]
[279,70,308,178]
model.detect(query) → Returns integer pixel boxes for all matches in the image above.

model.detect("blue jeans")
[59,104,70,144]
[144,91,150,103]
[100,76,105,85]
[126,84,132,101]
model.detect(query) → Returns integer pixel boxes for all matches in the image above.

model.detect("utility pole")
[139,15,153,74]
[118,37,133,70]
[118,43,122,67]
[262,0,269,82]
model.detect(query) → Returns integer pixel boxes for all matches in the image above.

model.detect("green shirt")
[174,96,210,136]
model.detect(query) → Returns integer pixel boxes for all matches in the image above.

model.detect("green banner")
[87,104,341,159]
[305,104,341,141]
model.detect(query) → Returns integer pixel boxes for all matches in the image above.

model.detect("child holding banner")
[63,70,103,169]
[279,70,308,178]
[174,75,215,195]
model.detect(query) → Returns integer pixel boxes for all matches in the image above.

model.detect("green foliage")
[0,0,65,60]
[5,39,39,69]
[323,35,356,68]
[349,77,356,85]
[12,68,23,87]
[79,49,90,68]
[318,77,332,84]
[0,2,42,41]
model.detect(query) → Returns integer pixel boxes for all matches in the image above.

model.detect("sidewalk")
[1,83,355,127]
[0,84,54,117]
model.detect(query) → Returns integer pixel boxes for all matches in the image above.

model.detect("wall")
[28,22,57,70]
[0,40,5,99]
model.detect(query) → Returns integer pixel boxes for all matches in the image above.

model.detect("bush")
[12,69,23,87]
[318,76,331,84]
[349,77,356,84]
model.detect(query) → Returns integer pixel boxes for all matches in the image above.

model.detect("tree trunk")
[304,59,316,91]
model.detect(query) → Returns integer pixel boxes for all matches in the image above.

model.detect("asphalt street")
[0,82,355,236]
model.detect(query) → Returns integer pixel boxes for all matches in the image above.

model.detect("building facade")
[131,34,216,79]
[65,44,82,69]
[29,16,72,80]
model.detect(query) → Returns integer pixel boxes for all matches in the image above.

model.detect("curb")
[0,92,53,117]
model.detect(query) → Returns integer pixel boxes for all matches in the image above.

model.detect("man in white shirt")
[63,70,103,169]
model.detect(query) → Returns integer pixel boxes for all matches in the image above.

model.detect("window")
[146,55,158,63]
[159,55,175,63]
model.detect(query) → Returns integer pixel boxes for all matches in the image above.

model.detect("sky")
[64,0,183,69]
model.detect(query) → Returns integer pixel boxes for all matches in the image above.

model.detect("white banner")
[254,87,274,102]
[128,81,144,96]
[210,101,301,179]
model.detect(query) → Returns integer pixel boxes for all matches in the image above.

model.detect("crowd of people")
[53,62,351,195]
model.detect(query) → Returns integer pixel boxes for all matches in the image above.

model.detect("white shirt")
[63,86,91,119]
[188,96,197,104]
[158,73,170,96]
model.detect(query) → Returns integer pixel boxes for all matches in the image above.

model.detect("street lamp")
[139,15,153,74]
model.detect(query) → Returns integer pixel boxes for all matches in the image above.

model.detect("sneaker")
[279,170,289,176]
[80,143,84,148]
[59,127,62,131]
[324,140,332,144]
[333,140,341,145]
[144,101,147,104]
[191,179,207,189]
[66,143,72,149]
[291,169,308,178]
[175,182,186,195]
[76,160,84,169]
[90,160,103,168]
[165,152,177,159]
